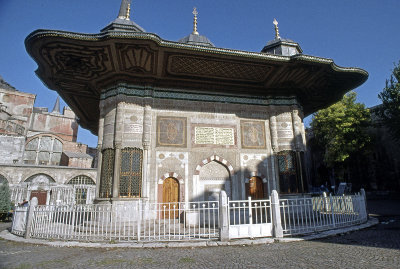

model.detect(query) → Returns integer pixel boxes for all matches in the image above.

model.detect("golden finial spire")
[192,7,199,35]
[273,18,281,39]
[125,3,131,20]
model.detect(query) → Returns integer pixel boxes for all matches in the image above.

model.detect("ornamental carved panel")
[40,43,113,80]
[167,55,270,82]
[240,120,266,149]
[116,44,156,74]
[156,116,187,147]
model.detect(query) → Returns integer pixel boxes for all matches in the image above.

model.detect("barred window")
[99,149,114,198]
[277,151,296,174]
[119,147,143,197]
[277,151,299,193]
[67,175,95,186]
[67,175,95,204]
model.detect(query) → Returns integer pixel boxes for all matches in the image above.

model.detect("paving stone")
[0,199,399,269]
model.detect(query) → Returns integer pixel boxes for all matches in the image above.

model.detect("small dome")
[101,0,145,33]
[178,7,215,47]
[178,33,215,47]
[261,19,302,56]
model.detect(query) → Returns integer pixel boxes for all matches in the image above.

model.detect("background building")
[0,76,97,205]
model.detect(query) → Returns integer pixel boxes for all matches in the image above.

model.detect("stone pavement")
[0,199,399,269]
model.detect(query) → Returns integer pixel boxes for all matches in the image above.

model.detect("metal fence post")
[271,190,283,238]
[24,197,38,239]
[219,190,229,241]
[330,193,336,228]
[137,199,142,242]
[360,188,367,220]
[248,196,253,225]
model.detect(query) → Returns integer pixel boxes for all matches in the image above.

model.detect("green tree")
[0,181,11,212]
[310,92,371,180]
[378,61,400,142]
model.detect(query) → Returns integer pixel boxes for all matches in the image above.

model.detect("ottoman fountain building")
[25,1,367,207]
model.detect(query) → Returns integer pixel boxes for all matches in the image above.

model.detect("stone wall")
[97,86,308,203]
[0,135,25,164]
[0,164,97,185]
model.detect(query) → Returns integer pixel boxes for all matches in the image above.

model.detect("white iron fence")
[228,198,273,238]
[23,201,219,242]
[11,190,368,242]
[280,193,368,236]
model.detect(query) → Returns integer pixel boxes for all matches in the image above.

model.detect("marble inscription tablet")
[195,127,234,145]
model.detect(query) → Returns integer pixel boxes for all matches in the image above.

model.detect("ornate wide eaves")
[25,29,368,135]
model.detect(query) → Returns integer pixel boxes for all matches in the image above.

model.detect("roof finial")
[125,3,131,20]
[118,0,131,20]
[192,7,199,35]
[273,18,281,39]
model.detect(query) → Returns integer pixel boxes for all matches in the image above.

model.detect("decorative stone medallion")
[240,121,266,149]
[156,116,187,147]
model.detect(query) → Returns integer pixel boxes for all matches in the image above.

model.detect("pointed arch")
[158,172,185,204]
[194,155,234,175]
[158,172,184,184]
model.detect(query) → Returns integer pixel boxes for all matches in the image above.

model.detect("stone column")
[291,109,303,151]
[142,104,152,199]
[112,102,124,199]
[269,113,279,192]
[96,117,104,198]
[292,108,305,192]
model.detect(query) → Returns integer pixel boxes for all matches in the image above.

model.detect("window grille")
[119,147,143,197]
[67,175,96,204]
[277,151,299,193]
[99,149,114,198]
[277,151,296,174]
[67,175,95,186]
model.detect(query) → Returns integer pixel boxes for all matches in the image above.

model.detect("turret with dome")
[178,7,215,47]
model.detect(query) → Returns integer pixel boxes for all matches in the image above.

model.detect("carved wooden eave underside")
[25,30,368,135]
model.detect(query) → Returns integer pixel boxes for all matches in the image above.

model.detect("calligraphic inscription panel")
[156,116,187,147]
[241,121,266,149]
[195,127,234,145]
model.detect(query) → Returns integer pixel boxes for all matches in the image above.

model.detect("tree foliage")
[0,181,11,212]
[378,61,400,142]
[311,92,371,168]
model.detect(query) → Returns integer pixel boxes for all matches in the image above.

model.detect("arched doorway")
[198,160,231,200]
[249,176,264,199]
[25,174,55,205]
[162,177,179,219]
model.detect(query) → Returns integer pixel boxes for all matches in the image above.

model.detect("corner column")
[269,113,279,191]
[95,116,104,198]
[292,108,305,192]
[112,101,124,199]
[142,103,152,199]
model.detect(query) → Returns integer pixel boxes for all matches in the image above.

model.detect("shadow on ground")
[313,197,400,250]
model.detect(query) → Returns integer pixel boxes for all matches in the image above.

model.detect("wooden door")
[162,177,179,219]
[249,176,264,199]
[30,190,47,205]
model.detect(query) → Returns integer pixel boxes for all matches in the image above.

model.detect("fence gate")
[228,197,273,239]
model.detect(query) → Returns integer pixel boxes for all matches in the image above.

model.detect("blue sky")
[0,0,399,147]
